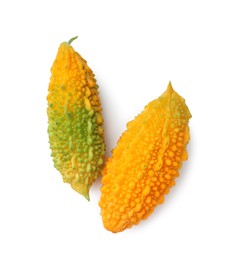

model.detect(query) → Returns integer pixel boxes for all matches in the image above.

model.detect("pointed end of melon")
[70,181,90,201]
[83,191,90,201]
[167,81,174,92]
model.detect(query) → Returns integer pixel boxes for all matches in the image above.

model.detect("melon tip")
[83,191,90,201]
[167,81,174,92]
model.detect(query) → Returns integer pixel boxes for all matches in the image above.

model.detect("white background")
[0,0,229,259]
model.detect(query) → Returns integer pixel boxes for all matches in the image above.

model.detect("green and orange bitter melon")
[47,37,105,200]
[99,82,191,232]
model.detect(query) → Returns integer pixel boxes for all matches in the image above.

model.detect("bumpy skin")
[99,83,191,232]
[47,38,105,200]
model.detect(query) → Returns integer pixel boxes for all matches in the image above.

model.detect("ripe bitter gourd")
[99,82,191,232]
[47,37,105,200]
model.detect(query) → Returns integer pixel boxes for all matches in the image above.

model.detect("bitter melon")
[47,37,105,200]
[99,82,191,232]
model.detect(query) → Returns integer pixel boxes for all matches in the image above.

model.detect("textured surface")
[47,38,105,200]
[99,83,191,232]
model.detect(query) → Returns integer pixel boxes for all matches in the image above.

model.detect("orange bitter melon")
[47,37,105,200]
[99,82,191,232]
